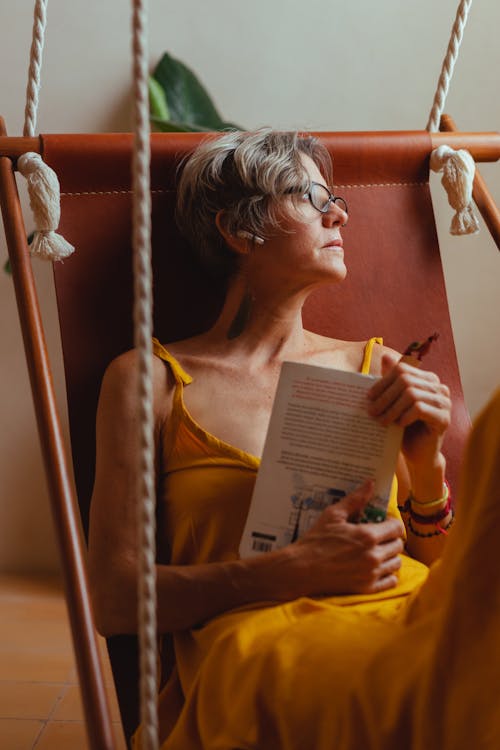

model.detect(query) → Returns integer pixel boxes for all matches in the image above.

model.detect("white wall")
[1,0,499,572]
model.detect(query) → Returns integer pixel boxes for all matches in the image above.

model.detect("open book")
[239,361,403,558]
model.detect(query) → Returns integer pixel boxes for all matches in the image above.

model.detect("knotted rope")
[427,0,479,236]
[132,1,159,748]
[19,0,74,260]
[430,145,480,235]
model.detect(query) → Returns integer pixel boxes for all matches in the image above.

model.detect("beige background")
[0,0,499,573]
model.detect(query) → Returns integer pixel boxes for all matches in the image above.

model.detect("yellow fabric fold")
[132,342,500,750]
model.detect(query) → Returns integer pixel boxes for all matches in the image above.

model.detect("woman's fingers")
[351,516,404,548]
[333,479,374,521]
[377,536,405,561]
[363,544,403,593]
[368,361,439,402]
[369,574,399,593]
[297,496,406,596]
[368,365,441,411]
[377,554,402,577]
[371,385,451,428]
[358,554,403,594]
[367,517,405,544]
[367,363,451,431]
[394,398,451,431]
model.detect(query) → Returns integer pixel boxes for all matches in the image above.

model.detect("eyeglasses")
[304,182,348,218]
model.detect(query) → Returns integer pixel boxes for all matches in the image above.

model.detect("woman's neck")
[210,274,313,366]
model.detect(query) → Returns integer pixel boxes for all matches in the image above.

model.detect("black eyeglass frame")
[305,181,349,218]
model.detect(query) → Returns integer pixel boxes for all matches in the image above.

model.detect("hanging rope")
[426,0,473,132]
[24,0,47,138]
[132,1,159,748]
[20,0,158,742]
[18,0,74,261]
[427,0,479,236]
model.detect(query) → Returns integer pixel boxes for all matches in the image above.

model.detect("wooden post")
[0,117,116,750]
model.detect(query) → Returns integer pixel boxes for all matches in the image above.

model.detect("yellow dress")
[133,339,499,749]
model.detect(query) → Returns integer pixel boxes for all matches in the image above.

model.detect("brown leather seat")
[41,130,469,743]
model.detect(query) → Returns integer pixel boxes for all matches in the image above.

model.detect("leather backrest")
[47,130,469,526]
[45,131,470,743]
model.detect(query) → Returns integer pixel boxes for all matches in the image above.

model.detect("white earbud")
[237,230,265,245]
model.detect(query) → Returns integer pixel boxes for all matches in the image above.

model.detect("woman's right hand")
[288,480,405,596]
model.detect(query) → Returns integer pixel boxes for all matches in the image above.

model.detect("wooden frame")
[2,120,499,251]
[0,117,115,750]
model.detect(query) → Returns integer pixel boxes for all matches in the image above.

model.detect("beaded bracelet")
[409,497,452,525]
[397,498,451,525]
[408,510,454,537]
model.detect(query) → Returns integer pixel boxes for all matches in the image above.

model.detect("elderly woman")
[88,130,490,750]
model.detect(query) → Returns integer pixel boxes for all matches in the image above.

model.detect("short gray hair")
[176,129,332,280]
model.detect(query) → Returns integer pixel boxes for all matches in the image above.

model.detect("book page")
[239,361,402,557]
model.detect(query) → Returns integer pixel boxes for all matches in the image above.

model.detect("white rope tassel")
[426,0,479,236]
[132,1,158,748]
[426,0,474,132]
[430,145,480,235]
[20,0,74,261]
[17,152,75,260]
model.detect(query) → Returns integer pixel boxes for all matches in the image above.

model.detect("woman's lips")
[323,239,343,249]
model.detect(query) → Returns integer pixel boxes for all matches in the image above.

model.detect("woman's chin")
[323,258,347,281]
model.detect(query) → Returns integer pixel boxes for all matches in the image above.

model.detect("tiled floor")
[0,574,127,749]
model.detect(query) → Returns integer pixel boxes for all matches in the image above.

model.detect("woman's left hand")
[367,353,452,469]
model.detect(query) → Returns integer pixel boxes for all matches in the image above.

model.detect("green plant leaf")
[151,117,242,134]
[152,52,242,131]
[149,77,170,121]
[151,116,210,133]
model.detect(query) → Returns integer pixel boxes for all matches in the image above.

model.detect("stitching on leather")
[60,189,172,196]
[333,182,427,189]
[61,182,427,196]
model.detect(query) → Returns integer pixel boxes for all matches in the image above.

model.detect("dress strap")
[152,338,193,385]
[361,337,383,375]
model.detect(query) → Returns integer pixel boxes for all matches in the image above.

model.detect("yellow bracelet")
[409,482,449,511]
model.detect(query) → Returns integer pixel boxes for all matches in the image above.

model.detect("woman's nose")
[323,200,348,227]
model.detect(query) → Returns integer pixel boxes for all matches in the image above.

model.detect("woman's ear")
[215,211,249,255]
[215,211,264,254]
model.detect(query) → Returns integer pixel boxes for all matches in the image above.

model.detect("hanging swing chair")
[1,1,500,748]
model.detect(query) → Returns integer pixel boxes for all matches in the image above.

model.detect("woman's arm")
[88,351,405,637]
[366,346,452,565]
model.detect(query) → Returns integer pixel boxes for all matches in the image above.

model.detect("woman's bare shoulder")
[100,348,175,419]
[305,331,401,374]
[155,334,229,375]
[304,331,368,370]
[103,347,171,384]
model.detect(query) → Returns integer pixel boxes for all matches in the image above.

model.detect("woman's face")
[253,153,348,288]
